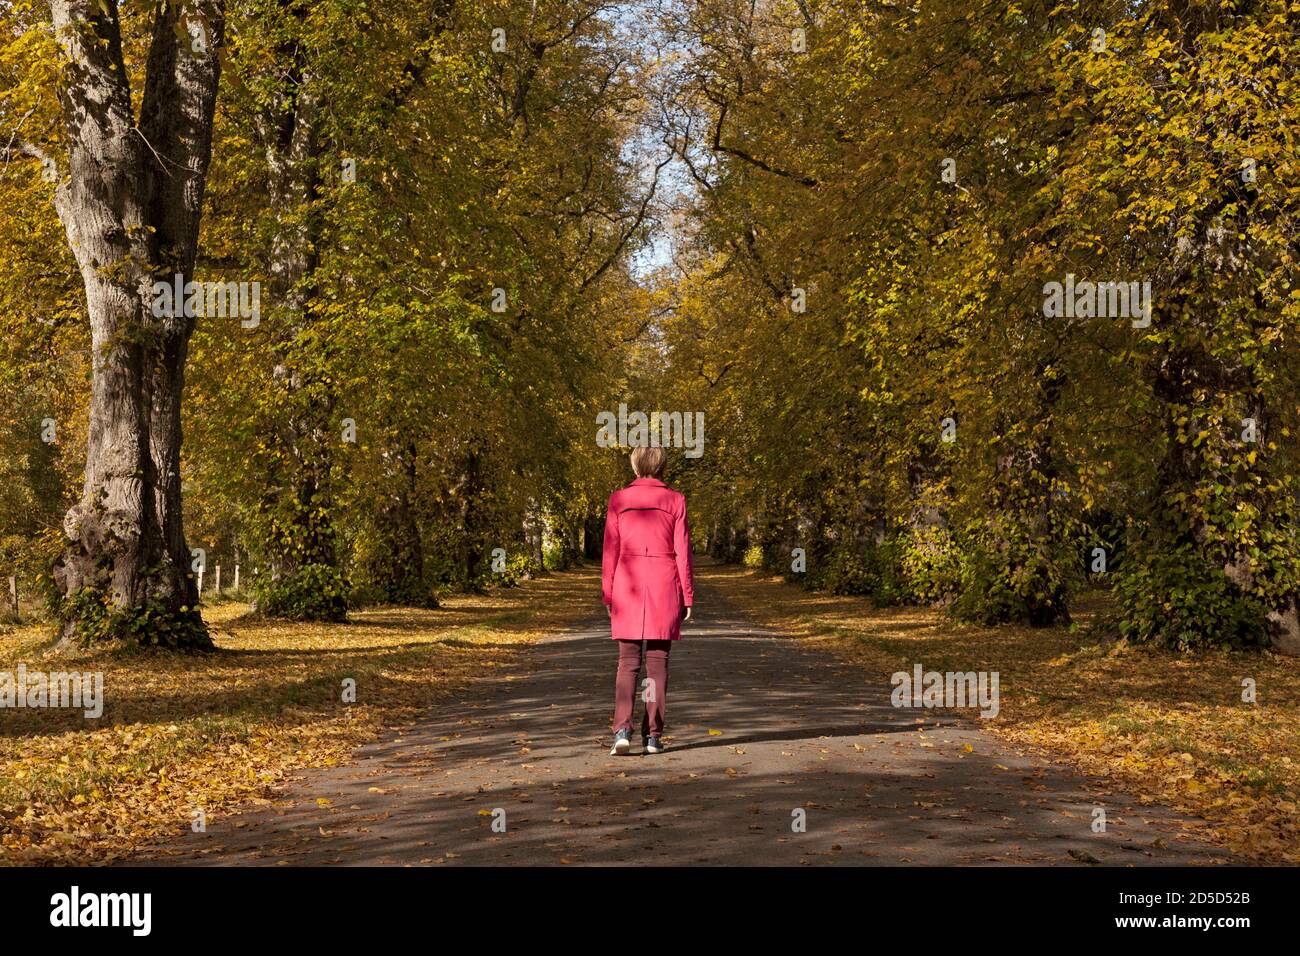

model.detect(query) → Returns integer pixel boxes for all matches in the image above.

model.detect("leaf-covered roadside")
[0,568,597,866]
[711,564,1300,865]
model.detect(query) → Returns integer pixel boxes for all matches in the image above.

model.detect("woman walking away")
[601,445,694,755]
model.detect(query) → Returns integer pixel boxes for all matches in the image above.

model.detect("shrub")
[256,563,349,622]
[483,550,532,588]
[543,541,567,571]
[951,520,1075,627]
[56,586,211,650]
[1114,540,1268,650]
[816,545,875,596]
[897,528,963,604]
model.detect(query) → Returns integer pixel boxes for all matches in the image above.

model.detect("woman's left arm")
[601,493,620,612]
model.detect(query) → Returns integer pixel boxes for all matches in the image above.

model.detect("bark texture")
[49,0,224,647]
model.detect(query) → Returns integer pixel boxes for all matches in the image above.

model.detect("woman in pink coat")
[601,445,694,755]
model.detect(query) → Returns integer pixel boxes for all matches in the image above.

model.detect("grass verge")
[0,567,597,865]
[701,562,1300,864]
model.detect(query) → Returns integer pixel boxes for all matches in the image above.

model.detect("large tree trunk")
[524,500,546,575]
[141,3,224,616]
[371,441,435,607]
[978,362,1071,628]
[48,0,223,648]
[455,448,487,590]
[582,509,603,561]
[248,56,347,617]
[561,512,583,568]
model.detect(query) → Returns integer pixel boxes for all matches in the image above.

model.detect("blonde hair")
[630,445,667,479]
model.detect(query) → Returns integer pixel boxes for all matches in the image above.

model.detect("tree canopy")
[1,0,1298,653]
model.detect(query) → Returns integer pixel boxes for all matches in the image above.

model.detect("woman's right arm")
[674,498,694,617]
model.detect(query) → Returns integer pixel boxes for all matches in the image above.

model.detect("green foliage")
[488,551,533,589]
[543,541,570,571]
[180,0,646,618]
[813,545,876,596]
[255,565,349,623]
[1115,541,1269,652]
[897,530,964,606]
[56,588,212,651]
[802,532,961,606]
[347,573,437,611]
[349,516,438,609]
[951,520,1077,628]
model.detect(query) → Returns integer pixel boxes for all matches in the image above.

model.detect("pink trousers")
[612,639,671,737]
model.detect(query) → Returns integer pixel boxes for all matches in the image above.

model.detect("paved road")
[134,568,1230,866]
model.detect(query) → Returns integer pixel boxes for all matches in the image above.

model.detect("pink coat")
[601,477,695,640]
